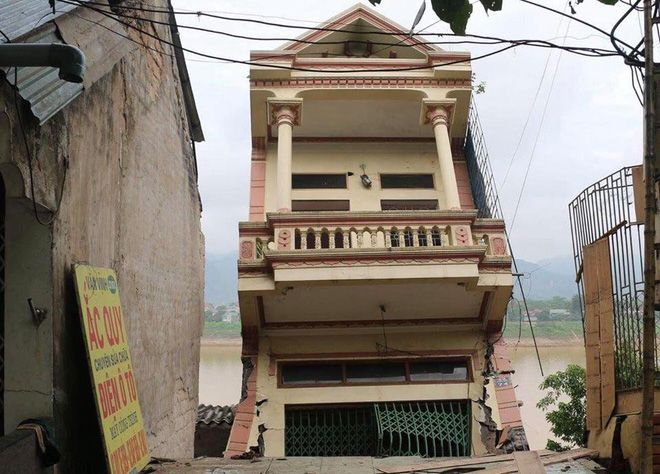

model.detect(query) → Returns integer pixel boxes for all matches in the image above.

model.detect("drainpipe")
[0,43,85,83]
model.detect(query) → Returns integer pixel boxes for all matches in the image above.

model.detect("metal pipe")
[640,0,656,470]
[0,43,85,83]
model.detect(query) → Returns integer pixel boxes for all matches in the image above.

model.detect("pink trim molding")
[251,77,471,90]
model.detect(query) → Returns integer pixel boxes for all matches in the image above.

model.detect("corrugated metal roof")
[0,0,85,43]
[1,0,203,137]
[197,404,236,426]
[1,25,83,124]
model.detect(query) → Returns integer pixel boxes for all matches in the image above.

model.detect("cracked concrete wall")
[250,332,493,457]
[3,197,53,431]
[0,4,203,471]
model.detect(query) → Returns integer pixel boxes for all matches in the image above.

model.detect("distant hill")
[535,254,576,279]
[204,250,238,305]
[514,256,577,300]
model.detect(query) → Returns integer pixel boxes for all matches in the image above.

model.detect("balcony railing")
[293,225,451,251]
[238,211,509,263]
[465,98,504,220]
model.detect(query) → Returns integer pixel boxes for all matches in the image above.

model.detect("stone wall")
[0,4,203,471]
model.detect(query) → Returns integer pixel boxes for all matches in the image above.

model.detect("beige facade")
[230,4,525,459]
[0,2,203,471]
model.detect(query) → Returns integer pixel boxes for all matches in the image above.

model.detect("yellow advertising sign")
[73,265,150,474]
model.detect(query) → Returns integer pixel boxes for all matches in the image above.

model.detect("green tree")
[368,0,619,35]
[210,305,228,322]
[537,364,587,451]
[549,296,569,310]
[570,294,581,316]
[537,310,551,322]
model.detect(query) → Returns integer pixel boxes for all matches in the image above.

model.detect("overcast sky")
[172,0,644,264]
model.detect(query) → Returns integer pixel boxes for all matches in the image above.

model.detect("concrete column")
[421,100,461,210]
[276,119,293,212]
[268,99,303,213]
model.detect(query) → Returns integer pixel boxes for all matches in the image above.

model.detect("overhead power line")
[58,0,597,74]
[55,0,620,61]
[508,14,573,235]
[63,6,619,56]
[499,13,568,191]
[59,0,637,51]
[519,0,638,52]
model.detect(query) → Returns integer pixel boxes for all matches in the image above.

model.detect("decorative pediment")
[278,4,440,60]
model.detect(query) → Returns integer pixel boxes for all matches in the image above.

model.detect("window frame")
[292,200,351,212]
[292,173,348,189]
[380,199,439,211]
[278,357,472,388]
[380,173,436,190]
[280,362,344,386]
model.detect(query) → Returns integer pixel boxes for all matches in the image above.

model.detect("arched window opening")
[481,235,491,252]
[404,230,414,247]
[431,228,442,246]
[306,231,316,250]
[335,232,344,249]
[320,232,330,249]
[390,228,400,248]
[418,228,427,247]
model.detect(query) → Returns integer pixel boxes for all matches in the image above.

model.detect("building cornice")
[238,222,270,236]
[264,209,479,227]
[249,52,472,74]
[482,255,513,264]
[250,51,471,63]
[265,246,487,265]
[250,77,472,90]
[473,218,507,231]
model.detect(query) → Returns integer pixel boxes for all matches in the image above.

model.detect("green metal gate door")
[375,401,471,457]
[285,405,377,456]
[284,401,471,458]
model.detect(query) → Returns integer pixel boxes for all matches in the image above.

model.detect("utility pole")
[641,0,656,471]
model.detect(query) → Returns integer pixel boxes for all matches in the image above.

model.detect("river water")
[198,344,585,451]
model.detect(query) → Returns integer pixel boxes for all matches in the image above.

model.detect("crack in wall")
[478,338,530,453]
[6,389,52,397]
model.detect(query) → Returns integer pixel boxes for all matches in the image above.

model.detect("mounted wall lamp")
[359,164,372,188]
[28,298,47,327]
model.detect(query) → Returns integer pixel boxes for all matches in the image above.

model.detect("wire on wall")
[1,28,68,226]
